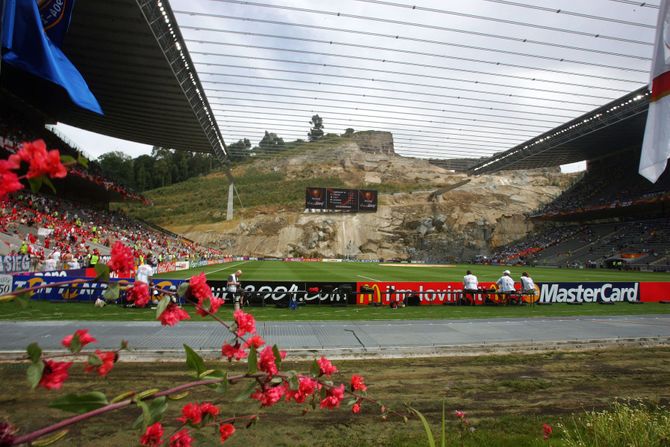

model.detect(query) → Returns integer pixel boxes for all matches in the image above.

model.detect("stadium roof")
[2,0,227,158]
[468,87,651,174]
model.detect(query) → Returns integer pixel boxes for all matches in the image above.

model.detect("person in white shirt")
[136,264,153,284]
[227,270,243,309]
[496,270,516,303]
[520,272,536,300]
[43,256,57,272]
[462,270,479,305]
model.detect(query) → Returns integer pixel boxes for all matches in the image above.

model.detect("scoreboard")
[305,187,377,212]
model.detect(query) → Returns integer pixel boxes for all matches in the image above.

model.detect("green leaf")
[198,369,216,379]
[168,391,190,400]
[136,388,159,401]
[110,391,135,404]
[155,296,170,319]
[27,342,42,363]
[87,354,103,367]
[28,177,43,193]
[42,177,56,194]
[94,263,110,283]
[15,291,30,308]
[31,429,68,446]
[133,398,169,430]
[183,344,205,377]
[49,392,109,414]
[102,282,120,301]
[441,400,446,447]
[288,373,299,391]
[411,407,436,447]
[68,332,82,354]
[234,379,258,402]
[177,282,189,299]
[60,155,76,165]
[27,360,44,389]
[119,340,129,351]
[77,154,89,168]
[247,345,258,375]
[347,398,358,406]
[272,344,282,367]
[310,359,320,376]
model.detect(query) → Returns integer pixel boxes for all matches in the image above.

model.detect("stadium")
[1,0,670,446]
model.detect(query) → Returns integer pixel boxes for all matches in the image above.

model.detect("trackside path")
[1,315,669,358]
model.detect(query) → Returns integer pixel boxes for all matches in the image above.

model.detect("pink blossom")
[126,282,150,308]
[543,423,553,440]
[257,346,285,377]
[221,342,248,361]
[251,386,285,407]
[350,374,367,392]
[219,423,235,444]
[320,384,345,409]
[285,376,318,403]
[243,334,266,349]
[84,350,117,377]
[200,402,219,418]
[39,360,73,390]
[158,304,191,326]
[317,356,338,376]
[0,159,23,199]
[178,402,202,425]
[234,310,256,337]
[455,410,466,419]
[196,296,223,317]
[16,140,67,179]
[352,403,361,414]
[107,241,135,276]
[61,329,97,349]
[140,422,163,447]
[169,429,193,447]
[188,272,213,301]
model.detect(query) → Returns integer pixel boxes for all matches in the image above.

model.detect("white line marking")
[357,274,381,282]
[207,261,250,275]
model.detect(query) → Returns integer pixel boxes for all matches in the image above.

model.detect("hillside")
[119,134,577,261]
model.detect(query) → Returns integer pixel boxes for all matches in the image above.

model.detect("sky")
[55,0,660,168]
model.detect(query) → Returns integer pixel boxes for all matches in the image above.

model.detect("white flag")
[639,0,670,183]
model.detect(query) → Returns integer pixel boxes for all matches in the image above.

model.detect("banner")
[206,280,356,306]
[38,0,76,47]
[175,261,190,271]
[0,274,12,295]
[305,187,378,212]
[0,254,31,274]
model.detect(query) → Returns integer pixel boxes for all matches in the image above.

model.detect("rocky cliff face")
[171,139,575,261]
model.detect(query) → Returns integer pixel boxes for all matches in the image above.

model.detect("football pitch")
[155,260,670,283]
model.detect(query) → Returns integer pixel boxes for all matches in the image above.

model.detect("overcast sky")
[55,0,660,167]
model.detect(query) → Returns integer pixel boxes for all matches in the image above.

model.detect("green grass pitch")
[155,260,670,283]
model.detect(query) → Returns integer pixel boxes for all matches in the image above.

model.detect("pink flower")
[178,402,202,425]
[455,410,465,419]
[285,376,318,403]
[16,140,67,179]
[219,423,235,443]
[350,374,367,392]
[188,272,213,301]
[234,310,256,337]
[258,346,285,377]
[107,241,135,276]
[317,356,338,376]
[352,403,361,414]
[200,402,219,418]
[543,423,553,440]
[159,304,190,326]
[251,386,285,407]
[84,350,117,377]
[61,329,97,349]
[127,282,150,308]
[169,429,193,447]
[196,296,223,317]
[39,360,73,390]
[221,342,248,361]
[243,335,266,349]
[320,384,345,409]
[140,422,163,447]
[0,159,23,199]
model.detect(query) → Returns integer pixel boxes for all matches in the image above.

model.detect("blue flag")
[39,0,76,48]
[1,0,102,114]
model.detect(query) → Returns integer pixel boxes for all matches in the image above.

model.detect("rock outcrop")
[170,138,576,261]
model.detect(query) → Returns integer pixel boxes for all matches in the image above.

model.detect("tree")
[227,138,252,162]
[97,151,134,188]
[343,128,355,137]
[254,131,284,155]
[308,114,324,142]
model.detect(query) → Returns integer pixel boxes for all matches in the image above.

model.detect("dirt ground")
[1,346,669,446]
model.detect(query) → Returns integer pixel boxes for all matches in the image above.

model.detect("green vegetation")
[2,300,669,322]
[560,400,670,447]
[1,347,668,446]
[158,260,670,283]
